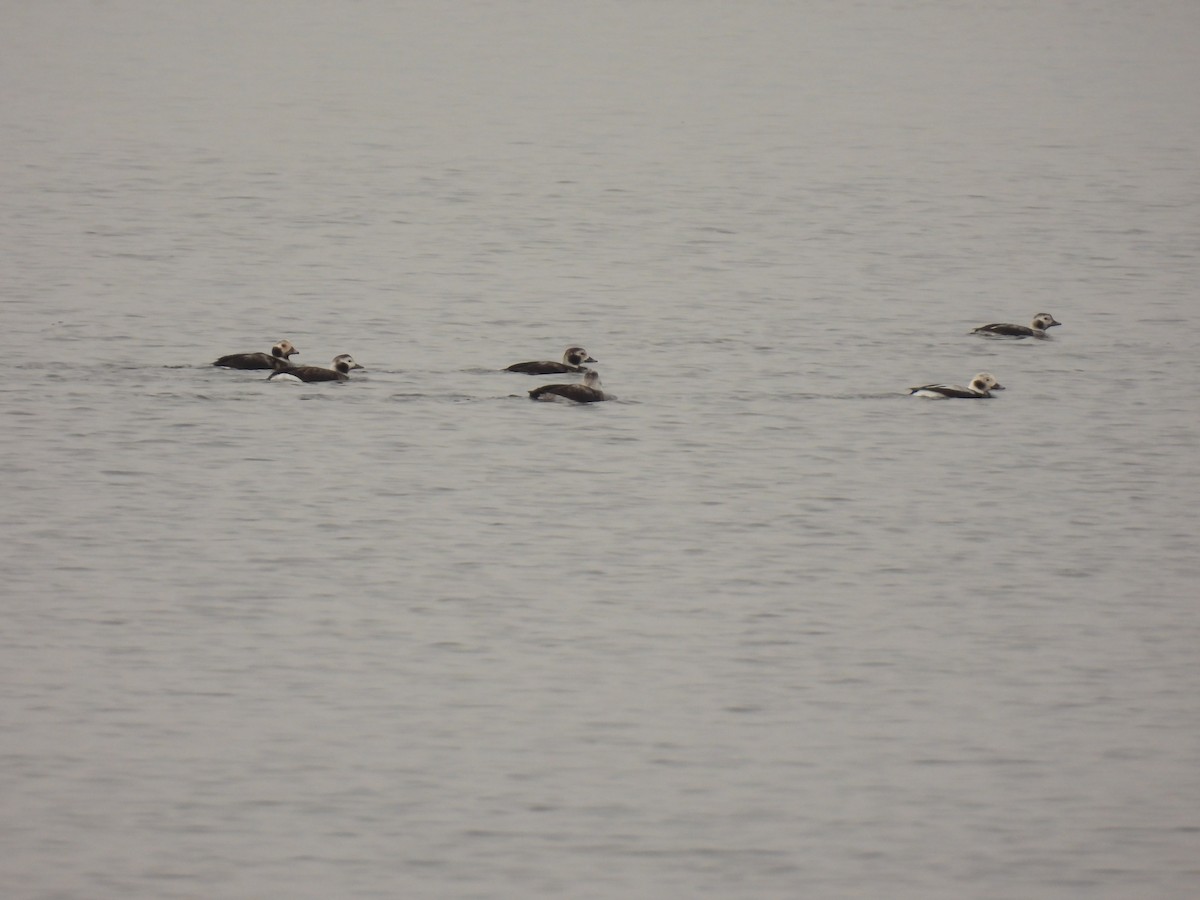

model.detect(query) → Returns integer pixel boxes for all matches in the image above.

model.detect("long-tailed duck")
[268,354,363,383]
[505,346,597,375]
[213,340,299,369]
[973,313,1061,338]
[529,369,611,403]
[910,373,1004,399]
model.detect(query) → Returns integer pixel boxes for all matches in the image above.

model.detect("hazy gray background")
[2,1,1198,897]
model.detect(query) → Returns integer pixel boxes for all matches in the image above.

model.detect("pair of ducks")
[505,346,610,403]
[911,312,1061,399]
[212,342,363,382]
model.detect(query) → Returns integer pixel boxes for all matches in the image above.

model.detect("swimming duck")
[505,346,597,375]
[973,313,1061,338]
[268,354,364,383]
[910,373,1004,399]
[529,369,611,403]
[213,340,298,369]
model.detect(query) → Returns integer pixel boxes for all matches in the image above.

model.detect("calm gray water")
[3,1,1199,897]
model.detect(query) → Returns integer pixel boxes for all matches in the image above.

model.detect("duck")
[267,354,364,383]
[910,373,1004,399]
[972,313,1061,338]
[213,340,299,369]
[505,346,597,375]
[529,369,612,403]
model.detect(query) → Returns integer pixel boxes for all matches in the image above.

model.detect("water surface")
[2,2,1198,897]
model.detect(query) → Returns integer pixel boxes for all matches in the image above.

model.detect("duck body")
[214,340,298,369]
[506,346,596,375]
[268,354,363,383]
[973,313,1061,338]
[529,370,611,403]
[910,373,1004,399]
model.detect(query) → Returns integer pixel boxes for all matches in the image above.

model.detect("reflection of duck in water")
[973,313,1061,338]
[268,354,364,383]
[909,373,1004,399]
[529,370,612,403]
[213,340,299,369]
[505,346,597,375]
